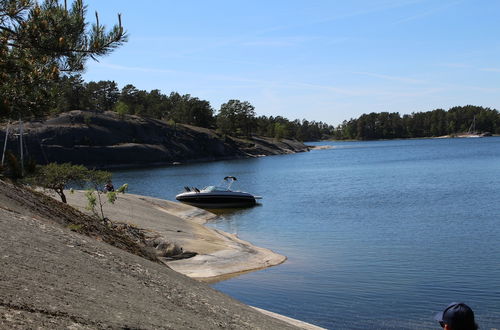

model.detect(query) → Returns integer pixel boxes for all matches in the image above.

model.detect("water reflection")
[205,206,262,235]
[206,204,263,216]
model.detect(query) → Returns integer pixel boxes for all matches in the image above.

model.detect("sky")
[83,0,500,126]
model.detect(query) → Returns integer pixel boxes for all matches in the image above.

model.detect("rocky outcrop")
[0,111,309,168]
[0,180,300,329]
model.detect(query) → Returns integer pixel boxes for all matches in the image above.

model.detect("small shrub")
[114,101,129,119]
[3,151,22,180]
[67,224,83,232]
[83,113,92,126]
[25,163,87,203]
[80,136,92,146]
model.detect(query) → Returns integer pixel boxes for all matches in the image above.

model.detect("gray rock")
[0,110,309,168]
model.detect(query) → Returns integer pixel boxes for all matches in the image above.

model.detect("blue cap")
[434,302,477,329]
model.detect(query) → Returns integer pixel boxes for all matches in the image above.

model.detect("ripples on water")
[113,137,500,329]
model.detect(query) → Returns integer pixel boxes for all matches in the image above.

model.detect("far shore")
[309,133,499,144]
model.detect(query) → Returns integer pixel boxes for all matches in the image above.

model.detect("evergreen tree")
[217,100,256,136]
[0,0,127,119]
[83,80,119,111]
[54,74,86,113]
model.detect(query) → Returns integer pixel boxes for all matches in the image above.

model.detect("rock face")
[0,180,300,329]
[0,111,309,168]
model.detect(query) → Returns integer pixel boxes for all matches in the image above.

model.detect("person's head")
[434,302,478,330]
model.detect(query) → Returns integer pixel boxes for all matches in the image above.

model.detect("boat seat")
[184,186,191,192]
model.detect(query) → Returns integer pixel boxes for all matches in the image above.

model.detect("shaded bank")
[0,110,309,169]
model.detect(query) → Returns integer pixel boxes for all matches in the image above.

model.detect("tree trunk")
[96,190,105,220]
[57,189,67,203]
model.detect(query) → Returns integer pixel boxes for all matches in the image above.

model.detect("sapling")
[85,171,128,220]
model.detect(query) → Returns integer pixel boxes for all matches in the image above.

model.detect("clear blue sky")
[84,0,500,126]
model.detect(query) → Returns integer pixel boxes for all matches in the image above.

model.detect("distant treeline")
[54,76,499,141]
[334,105,500,140]
[54,76,334,141]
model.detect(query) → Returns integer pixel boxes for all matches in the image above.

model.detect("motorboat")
[175,176,262,208]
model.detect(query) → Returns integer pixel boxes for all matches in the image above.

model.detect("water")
[112,137,500,329]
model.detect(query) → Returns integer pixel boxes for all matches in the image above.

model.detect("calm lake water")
[112,137,500,329]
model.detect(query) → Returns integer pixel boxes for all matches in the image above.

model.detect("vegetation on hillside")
[22,162,128,220]
[27,162,88,203]
[51,77,500,141]
[51,76,336,141]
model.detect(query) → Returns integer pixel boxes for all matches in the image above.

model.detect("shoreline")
[1,180,325,329]
[66,153,273,171]
[1,181,313,329]
[316,134,499,143]
[64,190,287,280]
[62,191,327,329]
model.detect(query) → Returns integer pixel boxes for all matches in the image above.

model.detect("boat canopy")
[202,185,228,192]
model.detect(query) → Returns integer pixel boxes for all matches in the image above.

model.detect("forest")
[334,105,500,140]
[52,76,500,141]
[52,76,335,141]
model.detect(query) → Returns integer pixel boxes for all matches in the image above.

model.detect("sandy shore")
[64,190,287,280]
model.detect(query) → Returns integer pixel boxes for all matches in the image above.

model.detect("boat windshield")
[202,186,229,192]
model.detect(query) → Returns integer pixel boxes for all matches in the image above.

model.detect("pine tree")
[0,0,127,119]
